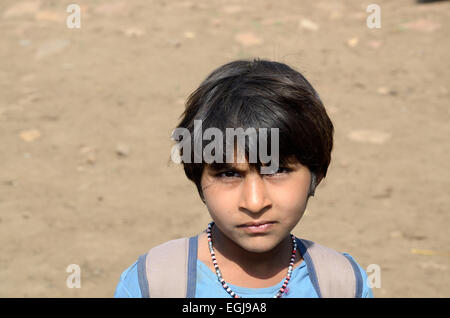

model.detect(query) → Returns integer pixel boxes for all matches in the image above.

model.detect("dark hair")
[171,58,334,201]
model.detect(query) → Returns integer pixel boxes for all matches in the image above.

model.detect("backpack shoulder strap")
[297,238,363,298]
[136,236,198,298]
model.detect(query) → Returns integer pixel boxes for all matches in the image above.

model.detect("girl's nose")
[239,173,271,214]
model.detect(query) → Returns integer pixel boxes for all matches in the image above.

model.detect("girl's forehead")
[206,162,252,172]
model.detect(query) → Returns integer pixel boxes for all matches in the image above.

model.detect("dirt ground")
[0,0,449,298]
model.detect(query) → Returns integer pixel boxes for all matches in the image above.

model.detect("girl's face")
[200,160,313,254]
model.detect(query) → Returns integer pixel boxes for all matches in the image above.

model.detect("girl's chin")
[232,236,282,253]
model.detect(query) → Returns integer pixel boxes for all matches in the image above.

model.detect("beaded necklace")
[206,221,297,298]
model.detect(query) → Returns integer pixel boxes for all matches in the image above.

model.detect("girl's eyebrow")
[208,160,297,172]
[208,163,247,173]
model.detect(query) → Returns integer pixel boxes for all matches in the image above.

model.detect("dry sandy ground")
[0,0,449,298]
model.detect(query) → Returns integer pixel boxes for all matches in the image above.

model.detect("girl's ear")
[308,172,317,197]
[200,191,206,203]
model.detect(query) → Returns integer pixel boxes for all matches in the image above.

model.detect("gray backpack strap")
[137,253,150,298]
[137,236,198,298]
[185,236,198,297]
[297,238,363,298]
[342,254,363,298]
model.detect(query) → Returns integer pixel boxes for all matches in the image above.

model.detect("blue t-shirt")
[114,252,374,298]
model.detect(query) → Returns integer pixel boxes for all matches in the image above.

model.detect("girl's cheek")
[272,184,306,202]
[210,195,236,215]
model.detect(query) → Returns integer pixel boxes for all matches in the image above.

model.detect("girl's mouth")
[238,221,276,233]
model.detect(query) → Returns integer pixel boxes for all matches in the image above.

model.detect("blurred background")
[0,0,449,297]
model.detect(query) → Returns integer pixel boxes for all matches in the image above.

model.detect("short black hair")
[171,58,334,201]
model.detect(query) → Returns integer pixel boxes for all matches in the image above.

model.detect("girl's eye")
[266,167,291,176]
[215,167,291,179]
[216,170,241,179]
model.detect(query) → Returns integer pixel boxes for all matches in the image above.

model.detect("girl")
[114,59,373,298]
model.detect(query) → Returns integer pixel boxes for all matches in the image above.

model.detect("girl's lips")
[238,221,276,234]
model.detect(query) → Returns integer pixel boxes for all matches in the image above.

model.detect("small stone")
[403,233,427,241]
[93,268,102,276]
[4,180,17,187]
[183,31,196,39]
[77,182,91,190]
[329,11,342,20]
[438,86,448,95]
[350,12,366,20]
[123,27,145,37]
[86,153,96,165]
[168,39,181,48]
[389,230,404,239]
[222,5,242,14]
[377,87,397,96]
[234,32,263,46]
[327,105,339,114]
[35,39,70,60]
[94,1,127,16]
[3,1,41,18]
[347,37,359,47]
[377,87,389,95]
[211,18,221,27]
[401,19,441,33]
[347,129,391,144]
[178,1,199,10]
[419,262,447,271]
[35,10,65,22]
[18,94,40,105]
[19,39,31,47]
[116,143,131,157]
[79,146,96,164]
[299,19,319,31]
[367,40,382,49]
[62,63,74,70]
[372,187,393,199]
[63,202,76,210]
[19,129,41,142]
[20,74,35,82]
[79,145,95,154]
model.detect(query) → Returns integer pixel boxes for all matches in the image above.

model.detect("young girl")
[114,59,374,298]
